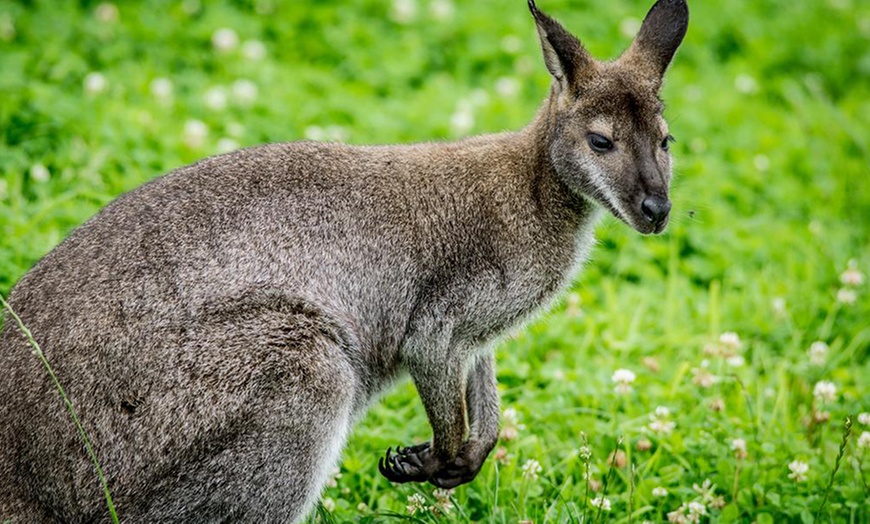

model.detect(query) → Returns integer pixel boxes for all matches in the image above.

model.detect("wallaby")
[0,0,688,521]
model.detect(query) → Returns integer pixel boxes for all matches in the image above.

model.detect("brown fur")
[0,1,688,522]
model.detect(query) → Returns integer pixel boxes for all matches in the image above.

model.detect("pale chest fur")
[443,205,601,351]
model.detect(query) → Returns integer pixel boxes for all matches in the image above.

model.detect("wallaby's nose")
[641,196,671,225]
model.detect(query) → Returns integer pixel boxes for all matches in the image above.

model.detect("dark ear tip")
[528,0,539,17]
[655,0,690,20]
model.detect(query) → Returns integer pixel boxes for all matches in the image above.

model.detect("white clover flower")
[204,86,228,111]
[837,288,857,305]
[590,496,611,511]
[612,368,636,383]
[653,486,668,497]
[495,76,520,98]
[226,121,245,138]
[788,460,809,482]
[500,407,525,441]
[734,73,759,94]
[691,367,716,388]
[619,17,641,38]
[357,502,368,511]
[449,105,474,135]
[753,154,770,172]
[808,341,829,366]
[181,0,201,15]
[719,332,742,352]
[406,493,427,515]
[232,79,258,106]
[841,260,864,287]
[304,125,326,141]
[469,89,489,107]
[726,355,746,368]
[858,413,870,426]
[500,35,523,54]
[241,39,267,61]
[813,380,837,402]
[183,119,208,148]
[83,72,107,95]
[858,431,870,450]
[667,507,687,524]
[429,0,454,21]
[521,459,542,480]
[324,466,341,488]
[731,438,747,459]
[647,419,676,435]
[150,77,173,101]
[432,488,453,502]
[95,3,119,23]
[645,406,676,435]
[323,125,349,142]
[390,0,417,24]
[212,28,239,52]
[431,488,454,514]
[612,368,636,394]
[687,501,707,517]
[565,292,582,317]
[692,478,717,504]
[813,410,831,423]
[772,296,786,316]
[30,163,50,183]
[216,138,240,154]
[321,497,335,512]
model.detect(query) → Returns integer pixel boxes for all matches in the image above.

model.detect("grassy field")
[2,0,870,522]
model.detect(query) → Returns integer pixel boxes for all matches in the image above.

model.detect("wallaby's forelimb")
[379,351,499,488]
[434,354,501,488]
[379,332,467,485]
[465,354,500,450]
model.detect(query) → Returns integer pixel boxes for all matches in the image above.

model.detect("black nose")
[641,196,672,225]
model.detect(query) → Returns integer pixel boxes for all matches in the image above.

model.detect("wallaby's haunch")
[0,0,688,521]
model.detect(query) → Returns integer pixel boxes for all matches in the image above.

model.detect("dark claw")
[378,443,434,484]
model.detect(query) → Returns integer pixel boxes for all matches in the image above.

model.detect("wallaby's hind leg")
[119,297,359,523]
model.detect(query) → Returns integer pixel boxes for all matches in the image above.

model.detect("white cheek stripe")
[575,155,636,228]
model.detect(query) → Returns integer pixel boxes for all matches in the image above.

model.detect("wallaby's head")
[529,0,688,234]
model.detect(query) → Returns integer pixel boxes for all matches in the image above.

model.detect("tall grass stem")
[0,294,119,524]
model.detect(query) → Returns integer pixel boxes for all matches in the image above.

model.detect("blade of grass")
[0,294,119,524]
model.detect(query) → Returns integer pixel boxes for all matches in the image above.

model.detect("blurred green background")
[1,0,869,522]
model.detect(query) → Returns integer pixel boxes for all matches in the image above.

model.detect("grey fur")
[0,0,688,521]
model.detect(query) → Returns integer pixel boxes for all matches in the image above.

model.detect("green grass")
[2,0,869,522]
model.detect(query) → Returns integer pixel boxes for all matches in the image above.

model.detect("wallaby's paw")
[430,440,490,488]
[378,444,436,483]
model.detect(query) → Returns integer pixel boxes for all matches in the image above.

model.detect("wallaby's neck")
[516,95,595,229]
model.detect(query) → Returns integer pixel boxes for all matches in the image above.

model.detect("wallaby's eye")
[661,135,675,152]
[587,133,614,153]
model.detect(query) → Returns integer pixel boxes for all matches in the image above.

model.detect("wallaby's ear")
[528,0,594,88]
[621,0,689,83]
